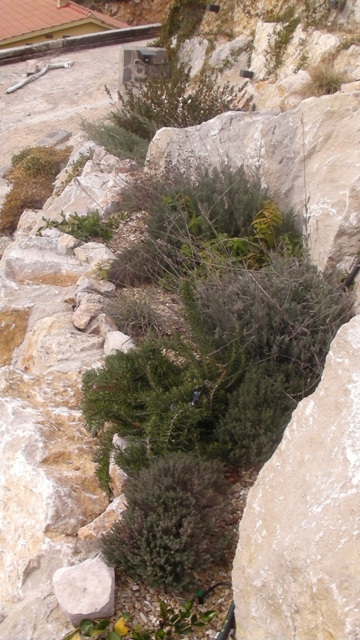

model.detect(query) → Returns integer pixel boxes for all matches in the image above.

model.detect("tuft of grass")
[300,64,347,97]
[105,291,165,338]
[0,146,71,234]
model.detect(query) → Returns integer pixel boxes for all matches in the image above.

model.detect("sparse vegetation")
[105,291,166,338]
[82,61,237,161]
[0,146,71,234]
[81,121,149,164]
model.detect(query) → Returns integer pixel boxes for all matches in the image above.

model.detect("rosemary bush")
[101,453,230,590]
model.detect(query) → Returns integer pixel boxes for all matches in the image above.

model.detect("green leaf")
[79,620,96,636]
[107,632,122,640]
[93,620,111,631]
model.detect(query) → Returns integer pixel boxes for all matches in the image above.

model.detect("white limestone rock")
[1,236,87,286]
[334,44,360,81]
[178,36,209,78]
[209,36,251,70]
[232,315,360,639]
[73,292,104,330]
[76,275,116,296]
[85,312,118,337]
[0,235,11,258]
[53,556,115,626]
[0,388,108,637]
[254,70,311,111]
[110,434,128,497]
[306,30,340,68]
[13,312,104,374]
[77,495,127,542]
[74,242,116,272]
[104,330,135,355]
[42,147,131,225]
[250,22,278,81]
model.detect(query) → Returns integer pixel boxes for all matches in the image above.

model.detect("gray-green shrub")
[101,453,230,590]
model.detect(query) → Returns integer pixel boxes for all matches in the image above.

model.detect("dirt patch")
[0,308,30,365]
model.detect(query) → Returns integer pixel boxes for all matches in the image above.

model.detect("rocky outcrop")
[0,145,134,640]
[147,91,360,274]
[232,314,360,639]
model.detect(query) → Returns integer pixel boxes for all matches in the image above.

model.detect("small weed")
[38,209,116,241]
[63,600,216,640]
[265,16,301,75]
[159,0,206,49]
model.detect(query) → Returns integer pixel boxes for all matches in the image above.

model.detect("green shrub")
[101,453,230,590]
[186,257,353,384]
[38,209,116,241]
[0,146,71,234]
[113,62,237,140]
[211,361,302,467]
[81,333,242,473]
[81,120,149,164]
[117,166,301,283]
[105,291,165,338]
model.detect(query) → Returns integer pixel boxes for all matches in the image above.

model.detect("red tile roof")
[0,0,128,42]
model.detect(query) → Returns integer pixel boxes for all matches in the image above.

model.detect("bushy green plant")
[82,332,243,473]
[210,361,302,467]
[81,120,149,164]
[38,210,116,241]
[0,146,71,234]
[117,166,301,283]
[101,453,229,590]
[185,257,353,384]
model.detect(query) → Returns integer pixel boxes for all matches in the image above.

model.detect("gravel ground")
[110,470,257,639]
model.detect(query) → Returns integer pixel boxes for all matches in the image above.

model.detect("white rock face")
[232,315,360,640]
[53,556,115,626]
[146,92,360,273]
[42,146,132,225]
[178,36,209,78]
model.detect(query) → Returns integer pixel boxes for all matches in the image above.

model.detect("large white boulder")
[232,315,360,639]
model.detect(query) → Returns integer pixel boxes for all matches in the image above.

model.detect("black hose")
[216,602,235,640]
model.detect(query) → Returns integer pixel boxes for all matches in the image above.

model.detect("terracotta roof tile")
[0,0,128,42]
